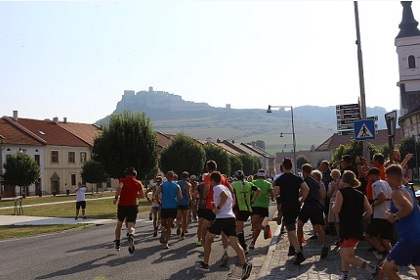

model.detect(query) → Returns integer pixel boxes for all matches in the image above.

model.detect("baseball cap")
[367,167,380,176]
[256,169,266,177]
[235,170,245,178]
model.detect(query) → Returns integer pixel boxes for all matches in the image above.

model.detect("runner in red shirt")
[112,167,144,253]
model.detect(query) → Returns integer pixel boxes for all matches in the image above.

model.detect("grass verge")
[0,224,91,239]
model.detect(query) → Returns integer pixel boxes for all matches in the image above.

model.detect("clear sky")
[0,1,409,123]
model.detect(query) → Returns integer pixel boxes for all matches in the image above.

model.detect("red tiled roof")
[214,142,242,156]
[315,128,403,151]
[241,143,274,159]
[156,131,172,148]
[0,118,44,146]
[6,117,90,147]
[58,121,102,146]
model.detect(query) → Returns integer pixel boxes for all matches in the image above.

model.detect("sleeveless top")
[338,187,365,240]
[178,179,189,206]
[232,180,254,212]
[161,181,179,209]
[390,186,420,245]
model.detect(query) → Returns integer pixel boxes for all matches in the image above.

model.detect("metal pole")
[354,1,369,160]
[291,107,297,174]
[415,136,419,181]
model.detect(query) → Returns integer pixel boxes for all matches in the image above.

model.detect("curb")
[257,220,281,278]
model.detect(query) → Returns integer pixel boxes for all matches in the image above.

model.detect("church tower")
[396,1,420,137]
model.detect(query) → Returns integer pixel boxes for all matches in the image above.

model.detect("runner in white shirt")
[75,182,87,220]
[196,171,253,280]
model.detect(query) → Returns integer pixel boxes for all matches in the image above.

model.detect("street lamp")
[267,105,297,173]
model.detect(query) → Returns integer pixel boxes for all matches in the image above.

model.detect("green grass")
[0,224,91,239]
[0,197,151,219]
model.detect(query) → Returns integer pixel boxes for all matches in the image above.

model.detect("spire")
[396,1,420,38]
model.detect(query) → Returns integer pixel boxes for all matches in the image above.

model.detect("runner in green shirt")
[250,169,274,249]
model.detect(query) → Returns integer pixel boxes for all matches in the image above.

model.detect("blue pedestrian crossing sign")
[354,119,376,141]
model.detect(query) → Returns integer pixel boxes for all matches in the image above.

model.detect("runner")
[154,170,182,249]
[75,182,87,220]
[196,171,253,280]
[113,167,144,254]
[177,171,191,240]
[297,164,328,258]
[190,175,199,222]
[327,169,342,244]
[273,158,309,265]
[232,170,260,252]
[145,176,162,237]
[195,175,206,246]
[382,164,420,279]
[250,169,274,249]
[332,170,383,280]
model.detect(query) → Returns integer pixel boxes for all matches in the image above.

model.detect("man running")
[75,182,87,220]
[177,171,192,240]
[196,171,253,280]
[113,167,144,254]
[145,176,162,237]
[273,158,309,265]
[382,164,420,279]
[154,170,182,249]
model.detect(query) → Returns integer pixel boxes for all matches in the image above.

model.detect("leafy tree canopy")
[159,133,206,176]
[81,160,108,184]
[296,155,310,170]
[331,140,380,165]
[92,111,159,179]
[203,143,230,175]
[238,154,261,176]
[229,155,243,176]
[3,153,40,187]
[399,137,420,169]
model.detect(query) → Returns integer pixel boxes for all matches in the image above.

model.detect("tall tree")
[203,143,230,175]
[238,154,261,175]
[399,137,420,169]
[331,140,380,165]
[229,155,243,176]
[92,111,159,179]
[159,133,206,176]
[3,153,40,197]
[81,159,108,192]
[296,155,310,170]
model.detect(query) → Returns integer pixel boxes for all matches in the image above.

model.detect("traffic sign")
[337,118,359,125]
[336,104,360,110]
[354,119,376,141]
[337,124,354,130]
[338,129,354,136]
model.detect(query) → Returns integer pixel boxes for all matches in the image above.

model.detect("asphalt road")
[0,217,253,280]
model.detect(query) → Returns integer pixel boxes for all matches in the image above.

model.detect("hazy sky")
[0,1,410,123]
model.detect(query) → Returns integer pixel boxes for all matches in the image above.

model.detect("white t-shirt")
[372,179,392,219]
[76,187,87,202]
[213,184,235,219]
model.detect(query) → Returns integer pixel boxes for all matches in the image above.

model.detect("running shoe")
[82,216,87,219]
[128,234,135,254]
[220,253,230,267]
[371,266,384,280]
[241,262,252,280]
[196,261,210,272]
[287,245,296,256]
[321,245,329,258]
[195,240,202,246]
[249,242,255,250]
[153,227,158,237]
[114,239,120,251]
[162,243,169,249]
[179,234,185,240]
[75,217,78,220]
[293,252,306,265]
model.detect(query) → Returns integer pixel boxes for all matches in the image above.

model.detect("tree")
[159,133,206,176]
[399,137,420,169]
[229,155,243,176]
[331,140,380,164]
[81,160,108,193]
[238,154,261,175]
[296,155,310,170]
[3,153,40,198]
[92,111,159,179]
[203,143,230,175]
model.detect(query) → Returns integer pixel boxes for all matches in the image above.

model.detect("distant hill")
[96,89,396,152]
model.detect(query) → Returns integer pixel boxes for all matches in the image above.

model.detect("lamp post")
[267,105,297,173]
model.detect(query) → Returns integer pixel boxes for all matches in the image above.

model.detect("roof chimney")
[13,110,18,120]
[53,117,59,123]
[63,117,67,123]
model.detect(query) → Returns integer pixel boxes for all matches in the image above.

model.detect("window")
[408,55,416,69]
[51,151,59,163]
[71,174,76,186]
[80,152,87,163]
[68,152,75,163]
[34,155,40,166]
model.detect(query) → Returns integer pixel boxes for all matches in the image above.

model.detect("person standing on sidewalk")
[75,182,87,220]
[297,164,328,258]
[196,171,253,280]
[332,170,383,280]
[249,169,274,249]
[382,164,420,280]
[113,167,145,254]
[154,170,182,249]
[273,158,309,265]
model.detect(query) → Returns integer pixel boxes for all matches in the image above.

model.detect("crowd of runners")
[111,152,420,280]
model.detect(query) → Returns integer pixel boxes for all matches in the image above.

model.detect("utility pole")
[354,1,369,160]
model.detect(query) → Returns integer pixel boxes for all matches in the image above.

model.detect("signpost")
[336,103,360,136]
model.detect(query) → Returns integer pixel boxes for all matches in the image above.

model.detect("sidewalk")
[256,221,418,280]
[0,215,114,226]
